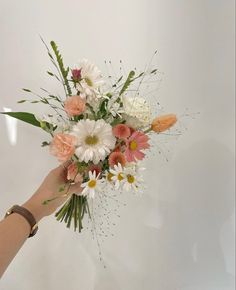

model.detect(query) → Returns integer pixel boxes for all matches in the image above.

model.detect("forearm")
[0,164,81,279]
[0,213,31,278]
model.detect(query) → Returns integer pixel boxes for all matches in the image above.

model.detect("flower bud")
[151,114,177,133]
[72,69,82,81]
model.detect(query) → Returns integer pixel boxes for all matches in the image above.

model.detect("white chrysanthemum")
[122,96,152,129]
[81,171,102,198]
[123,164,144,191]
[77,59,104,101]
[110,163,125,190]
[107,97,124,117]
[72,119,116,164]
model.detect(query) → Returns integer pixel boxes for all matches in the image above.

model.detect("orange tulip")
[151,114,177,133]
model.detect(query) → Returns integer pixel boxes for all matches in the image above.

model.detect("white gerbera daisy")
[110,163,125,190]
[79,59,104,88]
[72,119,116,164]
[122,96,152,129]
[81,171,102,198]
[77,59,104,101]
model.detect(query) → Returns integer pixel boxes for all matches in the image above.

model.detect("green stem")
[67,195,74,228]
[73,195,78,231]
[143,127,152,134]
[55,198,70,221]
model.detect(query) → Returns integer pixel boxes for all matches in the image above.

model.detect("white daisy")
[123,165,143,192]
[81,171,102,199]
[110,163,125,190]
[72,119,116,164]
[105,170,115,184]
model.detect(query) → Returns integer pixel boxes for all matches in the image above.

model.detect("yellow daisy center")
[129,140,138,151]
[107,172,114,182]
[85,135,99,145]
[88,179,96,188]
[127,174,135,184]
[84,77,93,87]
[118,173,124,181]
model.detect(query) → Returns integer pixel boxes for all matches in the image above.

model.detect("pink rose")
[50,133,77,162]
[67,162,83,183]
[64,95,86,117]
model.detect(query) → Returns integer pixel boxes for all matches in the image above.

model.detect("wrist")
[22,199,45,223]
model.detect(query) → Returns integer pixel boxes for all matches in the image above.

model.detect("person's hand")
[22,162,82,222]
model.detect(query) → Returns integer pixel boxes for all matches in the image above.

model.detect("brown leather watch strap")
[5,205,38,237]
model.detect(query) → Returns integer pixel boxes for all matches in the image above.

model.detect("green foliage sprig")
[50,41,72,96]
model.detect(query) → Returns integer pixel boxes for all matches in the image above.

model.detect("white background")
[0,1,235,289]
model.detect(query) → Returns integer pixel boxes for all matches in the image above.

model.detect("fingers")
[69,182,83,195]
[55,160,73,182]
[53,160,82,196]
[59,160,72,171]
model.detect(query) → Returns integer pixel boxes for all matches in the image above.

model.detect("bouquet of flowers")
[2,40,177,233]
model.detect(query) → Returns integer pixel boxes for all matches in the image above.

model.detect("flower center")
[107,172,114,182]
[130,140,138,150]
[88,180,96,188]
[127,174,135,184]
[118,173,124,181]
[85,135,99,145]
[84,77,93,87]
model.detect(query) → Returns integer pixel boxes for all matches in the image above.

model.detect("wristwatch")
[5,205,38,237]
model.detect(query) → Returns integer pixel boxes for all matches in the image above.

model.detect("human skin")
[0,162,82,278]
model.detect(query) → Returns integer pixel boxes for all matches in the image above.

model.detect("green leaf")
[112,76,123,88]
[119,70,135,96]
[0,112,41,127]
[17,100,27,103]
[41,141,50,147]
[22,88,31,92]
[47,71,54,76]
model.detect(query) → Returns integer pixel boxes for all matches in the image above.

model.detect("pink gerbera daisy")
[125,131,150,162]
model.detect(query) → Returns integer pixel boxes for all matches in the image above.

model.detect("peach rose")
[50,133,77,162]
[151,114,177,133]
[67,162,83,183]
[64,95,86,117]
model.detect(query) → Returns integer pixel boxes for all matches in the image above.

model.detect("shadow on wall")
[147,139,234,290]
[94,139,235,290]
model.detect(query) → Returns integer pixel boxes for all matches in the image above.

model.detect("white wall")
[0,1,235,289]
